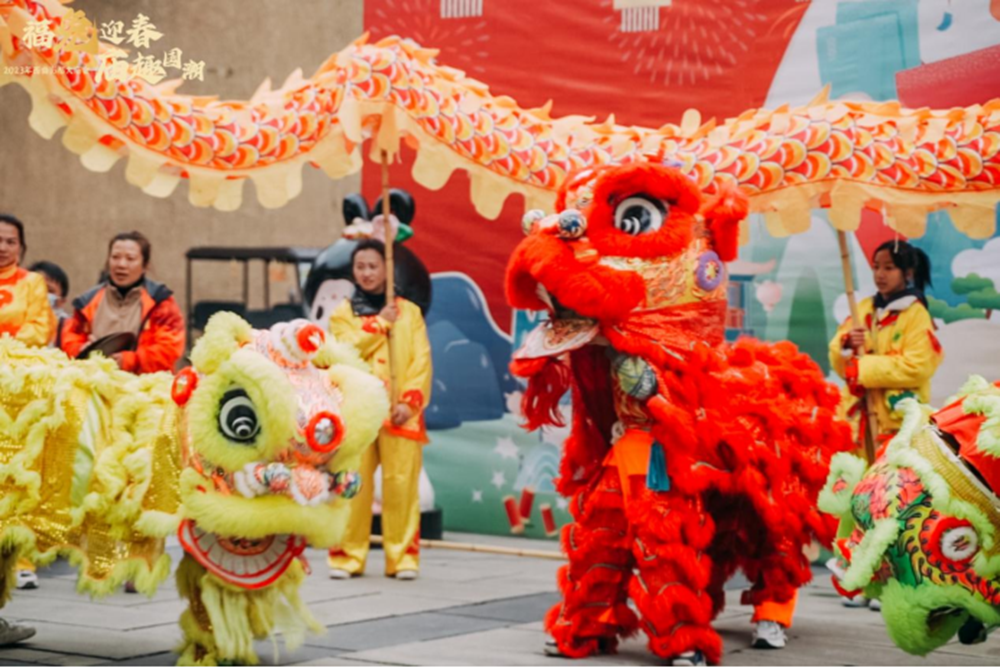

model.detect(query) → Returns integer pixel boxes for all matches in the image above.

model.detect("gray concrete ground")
[0,532,996,666]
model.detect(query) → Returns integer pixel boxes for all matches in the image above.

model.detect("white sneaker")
[328,568,352,580]
[394,570,418,580]
[0,618,35,645]
[868,598,882,611]
[841,595,869,608]
[543,639,564,657]
[15,570,38,590]
[752,620,787,649]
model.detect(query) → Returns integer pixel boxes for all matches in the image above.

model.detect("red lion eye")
[171,367,199,406]
[924,515,979,566]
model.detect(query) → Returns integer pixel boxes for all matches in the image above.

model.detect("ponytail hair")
[873,240,932,292]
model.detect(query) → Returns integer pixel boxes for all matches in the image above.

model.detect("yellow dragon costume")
[0,313,389,665]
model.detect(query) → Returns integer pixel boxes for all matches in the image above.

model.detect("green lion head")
[820,377,1000,655]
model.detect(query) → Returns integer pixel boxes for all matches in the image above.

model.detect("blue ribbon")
[646,440,671,492]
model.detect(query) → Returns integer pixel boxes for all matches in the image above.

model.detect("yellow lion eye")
[219,389,260,444]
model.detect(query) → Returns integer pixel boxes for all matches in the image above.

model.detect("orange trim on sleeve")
[401,390,424,410]
[384,413,429,445]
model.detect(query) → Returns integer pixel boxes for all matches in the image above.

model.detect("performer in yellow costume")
[0,215,53,349]
[829,240,943,442]
[327,239,432,580]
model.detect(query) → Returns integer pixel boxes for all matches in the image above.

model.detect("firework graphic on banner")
[615,0,672,33]
[369,0,490,73]
[441,0,484,18]
[604,0,771,85]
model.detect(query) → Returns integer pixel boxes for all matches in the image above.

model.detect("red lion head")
[506,162,748,325]
[505,162,750,435]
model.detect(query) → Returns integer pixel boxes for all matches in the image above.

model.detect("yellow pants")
[328,431,422,576]
[752,590,799,628]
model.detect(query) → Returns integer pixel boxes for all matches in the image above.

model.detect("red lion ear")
[172,367,199,406]
[702,180,749,262]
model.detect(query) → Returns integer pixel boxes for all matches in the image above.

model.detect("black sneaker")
[670,650,707,666]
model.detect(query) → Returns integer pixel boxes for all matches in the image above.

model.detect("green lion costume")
[0,313,388,665]
[820,376,1000,656]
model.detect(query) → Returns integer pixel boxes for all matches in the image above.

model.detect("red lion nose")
[305,411,344,453]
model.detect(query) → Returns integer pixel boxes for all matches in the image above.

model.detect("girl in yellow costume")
[327,239,432,580]
[829,240,942,442]
[0,214,53,645]
[828,239,942,609]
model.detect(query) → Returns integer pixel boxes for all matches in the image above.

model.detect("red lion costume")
[505,163,852,665]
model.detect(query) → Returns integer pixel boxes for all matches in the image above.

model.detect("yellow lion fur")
[0,312,389,665]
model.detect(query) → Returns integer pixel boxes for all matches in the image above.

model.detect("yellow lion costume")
[0,313,389,665]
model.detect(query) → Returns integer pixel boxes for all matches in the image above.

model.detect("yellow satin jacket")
[329,297,432,443]
[828,295,943,435]
[0,265,54,348]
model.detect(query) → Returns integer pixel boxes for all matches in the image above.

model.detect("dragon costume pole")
[837,230,878,464]
[370,535,564,561]
[380,150,397,400]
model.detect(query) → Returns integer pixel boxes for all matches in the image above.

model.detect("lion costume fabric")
[821,376,1000,656]
[505,162,853,664]
[0,314,388,665]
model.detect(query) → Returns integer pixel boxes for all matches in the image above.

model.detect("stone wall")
[0,0,364,322]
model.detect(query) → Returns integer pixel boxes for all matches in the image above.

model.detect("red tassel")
[517,356,572,430]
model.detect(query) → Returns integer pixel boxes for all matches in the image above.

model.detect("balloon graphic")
[755,280,784,314]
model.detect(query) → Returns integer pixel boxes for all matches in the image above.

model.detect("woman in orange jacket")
[327,239,432,581]
[61,231,185,374]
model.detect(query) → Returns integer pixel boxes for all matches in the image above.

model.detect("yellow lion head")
[172,313,387,588]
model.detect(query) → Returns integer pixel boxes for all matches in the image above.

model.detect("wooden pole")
[370,535,566,561]
[837,230,879,464]
[380,150,397,402]
[381,150,396,305]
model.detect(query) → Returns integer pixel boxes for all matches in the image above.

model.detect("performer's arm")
[397,304,432,415]
[60,311,90,358]
[15,274,54,347]
[118,297,186,373]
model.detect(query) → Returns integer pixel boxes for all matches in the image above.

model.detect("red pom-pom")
[296,323,325,354]
[171,367,199,406]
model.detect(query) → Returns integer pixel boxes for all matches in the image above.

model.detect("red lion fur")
[701,179,748,262]
[511,355,571,432]
[586,161,702,259]
[505,162,852,663]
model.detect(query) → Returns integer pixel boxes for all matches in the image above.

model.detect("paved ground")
[0,532,995,666]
